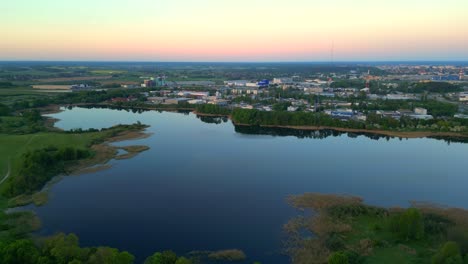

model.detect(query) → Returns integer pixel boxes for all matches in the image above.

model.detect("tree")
[0,239,41,264]
[432,241,463,264]
[43,233,88,264]
[175,257,192,264]
[0,103,11,116]
[87,247,134,264]
[390,208,425,241]
[328,251,349,264]
[145,251,178,264]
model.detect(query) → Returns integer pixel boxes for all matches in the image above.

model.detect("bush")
[390,208,424,241]
[0,103,11,116]
[432,241,463,264]
[328,251,349,264]
[144,250,178,264]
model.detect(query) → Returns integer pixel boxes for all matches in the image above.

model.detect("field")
[0,87,57,106]
[90,69,127,75]
[0,132,101,193]
[32,85,71,90]
[35,75,113,83]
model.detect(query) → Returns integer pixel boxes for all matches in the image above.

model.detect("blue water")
[35,107,468,263]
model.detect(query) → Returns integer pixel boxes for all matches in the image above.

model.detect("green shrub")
[432,241,463,264]
[328,251,349,264]
[390,208,424,241]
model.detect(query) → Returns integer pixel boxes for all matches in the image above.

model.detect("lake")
[31,107,468,263]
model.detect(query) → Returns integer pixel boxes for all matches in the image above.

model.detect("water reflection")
[196,115,229,125]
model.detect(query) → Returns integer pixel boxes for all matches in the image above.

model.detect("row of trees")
[0,82,16,88]
[1,232,244,264]
[195,104,231,115]
[144,251,192,264]
[230,108,468,133]
[412,82,462,93]
[0,233,134,264]
[8,89,150,112]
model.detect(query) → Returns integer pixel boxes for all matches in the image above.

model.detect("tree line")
[0,232,196,264]
[3,146,91,197]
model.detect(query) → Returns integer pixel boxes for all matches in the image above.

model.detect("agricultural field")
[0,87,57,106]
[34,75,113,83]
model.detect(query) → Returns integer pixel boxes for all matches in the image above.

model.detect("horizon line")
[1,59,468,64]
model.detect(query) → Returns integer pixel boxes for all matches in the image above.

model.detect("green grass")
[0,87,56,106]
[0,132,102,192]
[343,215,437,263]
[364,246,419,264]
[90,69,127,75]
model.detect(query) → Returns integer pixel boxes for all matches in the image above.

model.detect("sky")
[1,0,468,62]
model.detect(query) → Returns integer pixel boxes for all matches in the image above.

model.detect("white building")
[385,94,417,100]
[414,107,428,115]
[304,87,324,93]
[188,99,205,105]
[246,82,260,88]
[231,87,261,95]
[177,91,209,98]
[459,92,468,102]
[208,99,229,106]
[273,77,293,84]
[225,80,249,87]
[287,106,299,112]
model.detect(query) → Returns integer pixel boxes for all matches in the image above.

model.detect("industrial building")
[414,107,428,115]
[273,77,293,84]
[165,98,190,104]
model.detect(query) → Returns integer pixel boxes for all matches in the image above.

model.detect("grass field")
[346,215,433,263]
[0,132,102,192]
[90,70,127,75]
[32,85,71,90]
[0,87,57,105]
[35,75,113,83]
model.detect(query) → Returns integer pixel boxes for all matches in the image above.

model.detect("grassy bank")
[0,122,150,205]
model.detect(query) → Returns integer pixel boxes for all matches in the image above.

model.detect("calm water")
[33,107,468,263]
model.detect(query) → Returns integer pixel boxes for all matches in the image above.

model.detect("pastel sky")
[1,0,468,61]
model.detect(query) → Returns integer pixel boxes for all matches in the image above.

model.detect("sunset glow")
[2,0,468,61]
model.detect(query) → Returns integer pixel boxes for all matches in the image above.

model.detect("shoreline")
[8,106,153,207]
[192,111,230,117]
[40,104,468,140]
[192,109,468,139]
[64,102,195,112]
[8,129,152,208]
[233,123,468,139]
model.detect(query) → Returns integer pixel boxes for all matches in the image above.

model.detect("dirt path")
[0,157,11,185]
[0,135,36,186]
